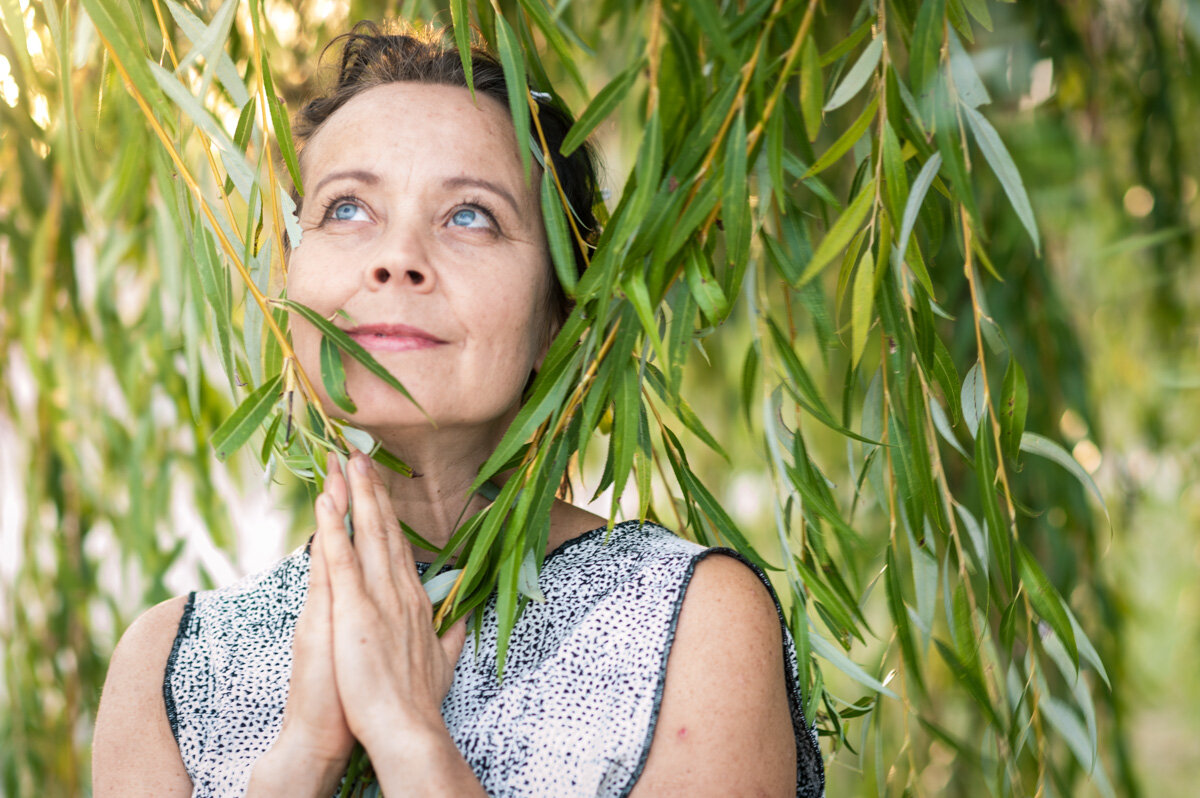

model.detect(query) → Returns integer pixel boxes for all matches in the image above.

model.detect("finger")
[316,492,366,608]
[347,453,393,595]
[297,526,334,647]
[367,469,412,581]
[324,452,349,516]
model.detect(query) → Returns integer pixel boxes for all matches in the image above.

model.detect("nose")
[365,225,436,292]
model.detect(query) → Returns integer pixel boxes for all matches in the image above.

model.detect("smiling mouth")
[345,324,447,352]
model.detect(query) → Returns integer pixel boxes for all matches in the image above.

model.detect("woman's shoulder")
[93,595,194,796]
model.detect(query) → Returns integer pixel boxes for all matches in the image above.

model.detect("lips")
[344,323,447,352]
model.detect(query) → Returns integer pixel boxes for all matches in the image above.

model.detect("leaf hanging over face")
[211,374,283,461]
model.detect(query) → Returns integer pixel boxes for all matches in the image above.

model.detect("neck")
[366,422,508,559]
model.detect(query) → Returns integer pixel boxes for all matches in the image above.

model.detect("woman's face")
[288,82,552,438]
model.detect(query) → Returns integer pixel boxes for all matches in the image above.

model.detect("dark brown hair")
[292,21,599,329]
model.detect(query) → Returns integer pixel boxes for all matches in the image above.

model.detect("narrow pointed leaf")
[320,335,357,414]
[277,299,424,417]
[561,59,642,156]
[212,374,283,460]
[963,104,1040,253]
[824,36,883,112]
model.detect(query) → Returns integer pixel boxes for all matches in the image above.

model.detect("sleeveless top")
[164,520,825,797]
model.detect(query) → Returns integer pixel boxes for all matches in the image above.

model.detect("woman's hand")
[313,451,468,760]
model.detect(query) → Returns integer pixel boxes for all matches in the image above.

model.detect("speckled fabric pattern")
[164,520,825,797]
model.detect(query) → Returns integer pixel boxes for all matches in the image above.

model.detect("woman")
[93,24,825,797]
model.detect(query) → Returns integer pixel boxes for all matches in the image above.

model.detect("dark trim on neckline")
[163,591,197,746]
[413,520,650,569]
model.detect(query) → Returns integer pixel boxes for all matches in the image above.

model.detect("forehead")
[301,82,524,186]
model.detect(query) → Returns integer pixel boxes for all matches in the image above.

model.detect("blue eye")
[450,207,491,229]
[332,200,365,221]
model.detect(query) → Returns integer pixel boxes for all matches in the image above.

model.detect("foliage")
[7,0,1192,795]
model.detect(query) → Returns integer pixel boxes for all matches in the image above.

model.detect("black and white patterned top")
[164,520,825,797]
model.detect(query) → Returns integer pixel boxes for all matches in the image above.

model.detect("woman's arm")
[629,554,799,797]
[92,596,194,797]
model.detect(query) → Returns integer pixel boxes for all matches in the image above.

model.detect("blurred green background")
[1,0,1199,795]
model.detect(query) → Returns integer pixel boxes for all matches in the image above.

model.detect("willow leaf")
[516,0,585,92]
[319,335,357,415]
[893,151,942,271]
[1019,432,1108,519]
[1017,541,1078,665]
[493,13,531,176]
[682,0,737,65]
[164,0,249,107]
[947,30,990,109]
[910,0,947,97]
[451,0,474,95]
[810,630,899,699]
[797,178,876,287]
[963,103,1040,254]
[824,36,882,112]
[850,249,875,366]
[961,361,985,437]
[540,167,577,294]
[212,374,282,461]
[259,52,303,194]
[933,638,1000,727]
[1000,356,1028,464]
[886,548,927,697]
[803,95,878,178]
[276,299,424,417]
[561,58,642,156]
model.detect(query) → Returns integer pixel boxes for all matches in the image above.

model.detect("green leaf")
[974,410,1011,589]
[910,0,947,97]
[1017,541,1078,665]
[684,245,729,323]
[319,335,357,414]
[960,0,993,29]
[962,104,1040,254]
[1000,356,1028,464]
[147,61,257,199]
[516,0,585,93]
[961,361,985,437]
[824,36,883,112]
[493,13,531,176]
[800,37,823,140]
[682,0,738,64]
[722,109,751,286]
[885,548,926,696]
[276,299,425,418]
[850,248,876,366]
[561,58,642,156]
[259,52,303,195]
[797,178,877,287]
[211,374,282,461]
[451,0,475,96]
[810,630,899,699]
[540,167,577,294]
[892,152,941,270]
[1019,432,1109,520]
[947,30,991,109]
[164,0,249,107]
[932,77,981,226]
[933,638,1001,726]
[803,95,878,178]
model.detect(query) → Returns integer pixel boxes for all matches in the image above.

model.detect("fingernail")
[355,454,370,474]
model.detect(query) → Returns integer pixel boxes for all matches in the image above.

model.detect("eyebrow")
[442,176,521,217]
[311,169,380,197]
